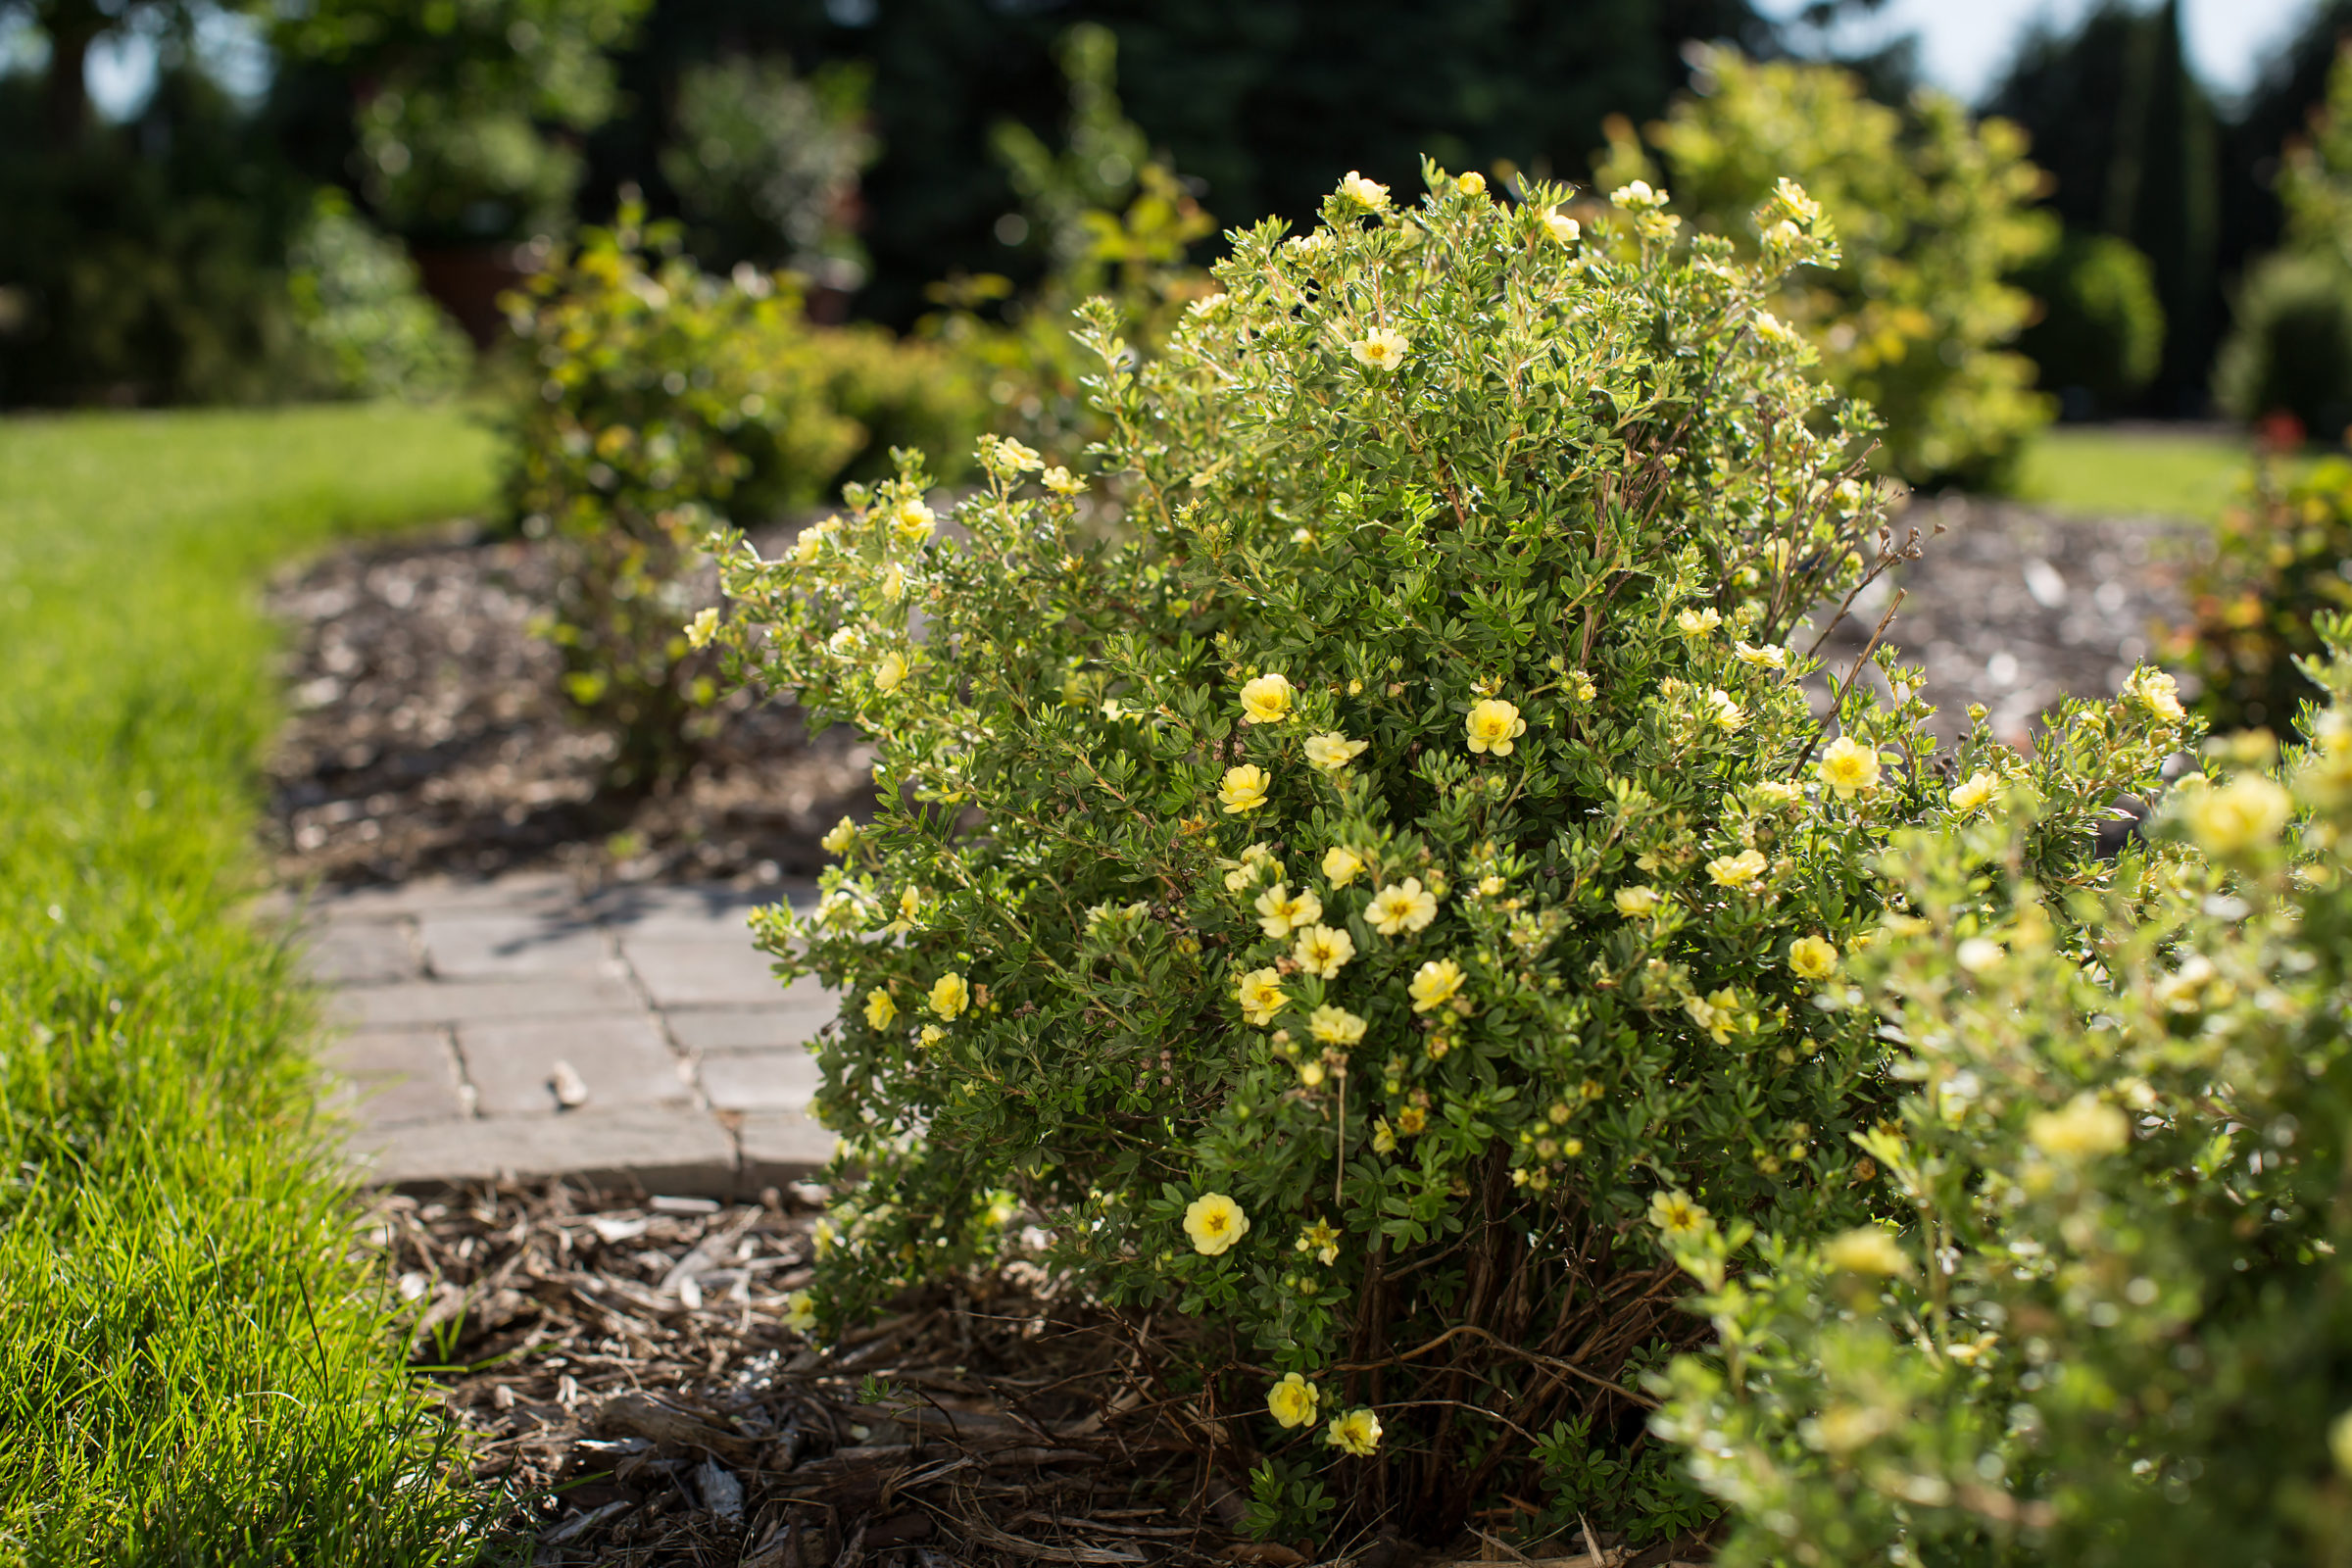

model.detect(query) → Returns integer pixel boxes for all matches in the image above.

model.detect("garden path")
[296,872,835,1196]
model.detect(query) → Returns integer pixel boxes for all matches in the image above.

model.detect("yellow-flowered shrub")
[706,167,2182,1545]
[1646,636,2352,1568]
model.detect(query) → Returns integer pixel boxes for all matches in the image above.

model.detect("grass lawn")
[0,404,502,1561]
[2013,423,2260,522]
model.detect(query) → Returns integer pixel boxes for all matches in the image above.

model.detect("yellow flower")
[1254,882,1323,939]
[1818,736,1881,801]
[1308,1004,1366,1047]
[1613,885,1662,919]
[820,816,859,856]
[1647,1190,1709,1238]
[1408,957,1465,1012]
[1611,179,1662,209]
[1043,466,1087,496]
[1305,732,1369,770]
[1542,210,1580,245]
[1788,935,1839,981]
[1267,1372,1322,1429]
[1397,1105,1427,1135]
[1339,170,1390,210]
[1294,923,1356,978]
[1236,967,1287,1026]
[919,1024,944,1049]
[1240,672,1296,724]
[1298,1058,1328,1088]
[1949,771,1998,812]
[880,564,906,603]
[1751,780,1805,808]
[1183,1192,1250,1255]
[1706,689,1745,731]
[1477,873,1505,897]
[1322,845,1365,886]
[927,972,969,1019]
[2135,668,2186,721]
[1676,606,1721,638]
[980,434,1044,473]
[1455,171,1487,196]
[2028,1094,2130,1159]
[1297,1218,1342,1265]
[2332,1409,2352,1478]
[863,988,898,1029]
[1219,764,1271,814]
[1734,640,1787,669]
[1821,1227,1911,1277]
[1685,988,1742,1044]
[1465,699,1527,757]
[1752,310,1795,345]
[1351,328,1410,370]
[2189,775,2292,856]
[890,499,934,542]
[686,607,720,649]
[1371,1118,1396,1152]
[1706,849,1769,891]
[1326,1407,1383,1456]
[1368,878,1439,935]
[875,651,908,694]
[781,1288,817,1334]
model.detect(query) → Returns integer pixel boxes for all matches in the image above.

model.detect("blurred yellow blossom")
[1409,958,1465,1011]
[1297,1218,1342,1264]
[1648,1190,1709,1237]
[2135,668,2186,721]
[820,816,858,856]
[2028,1094,2129,1159]
[781,1289,817,1334]
[1339,171,1390,209]
[1305,732,1369,770]
[1351,328,1409,370]
[1614,885,1662,918]
[1788,935,1839,980]
[1236,967,1287,1026]
[1455,171,1487,196]
[1043,466,1086,496]
[2188,775,2291,856]
[1466,699,1526,756]
[1254,883,1323,939]
[1949,771,1997,812]
[1677,607,1721,638]
[1322,845,1365,886]
[1821,1226,1910,1276]
[1327,1407,1383,1455]
[1220,764,1271,813]
[1543,210,1580,245]
[890,499,933,542]
[686,607,719,649]
[1706,849,1769,891]
[927,972,969,1019]
[1309,1004,1366,1047]
[1818,735,1881,800]
[1369,878,1439,934]
[1240,672,1296,724]
[863,989,897,1029]
[1295,924,1356,978]
[1734,640,1787,669]
[875,651,908,694]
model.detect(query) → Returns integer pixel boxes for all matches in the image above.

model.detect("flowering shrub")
[708,168,2175,1543]
[1647,649,2352,1567]
[2172,458,2352,735]
[505,202,976,786]
[1595,46,2054,490]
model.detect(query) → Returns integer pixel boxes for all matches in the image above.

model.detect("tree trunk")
[41,0,107,151]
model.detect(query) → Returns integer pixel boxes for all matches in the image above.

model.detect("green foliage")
[709,169,2174,1543]
[506,202,976,786]
[1649,651,2352,1567]
[276,0,651,242]
[660,54,876,280]
[2016,231,2165,419]
[0,403,499,1557]
[1596,46,2056,490]
[2175,458,2352,733]
[288,188,475,400]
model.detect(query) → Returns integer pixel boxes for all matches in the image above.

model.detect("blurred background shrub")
[2175,458,2352,734]
[2015,232,2167,421]
[1594,45,2055,490]
[286,189,472,400]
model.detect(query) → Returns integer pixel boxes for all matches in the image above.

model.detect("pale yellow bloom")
[2028,1094,2130,1159]
[1465,699,1527,757]
[1753,311,1795,345]
[1949,771,1998,812]
[1183,1192,1250,1255]
[1042,466,1087,496]
[875,651,908,694]
[1351,328,1410,370]
[919,1024,945,1049]
[863,988,898,1029]
[1734,640,1788,669]
[880,563,906,603]
[1610,179,1662,209]
[1308,1004,1366,1047]
[1305,732,1369,770]
[1368,878,1439,935]
[1686,988,1742,1044]
[1614,885,1662,919]
[1396,1105,1427,1135]
[890,499,934,542]
[686,607,719,649]
[2135,668,2186,721]
[1706,849,1769,891]
[1237,967,1288,1026]
[1821,1227,1910,1277]
[1294,923,1356,978]
[1751,780,1805,808]
[1788,935,1839,981]
[1408,957,1465,1012]
[1267,1372,1321,1429]
[1219,764,1271,814]
[1298,1058,1328,1088]
[1677,606,1721,638]
[820,816,859,856]
[1326,1407,1383,1456]
[1339,170,1390,210]
[1297,1218,1343,1265]
[1542,210,1580,245]
[781,1288,817,1334]
[1818,735,1882,801]
[2189,775,2291,856]
[1254,882,1323,939]
[927,972,969,1020]
[1706,689,1745,731]
[1455,171,1487,196]
[1956,937,2005,973]
[1648,1190,1709,1238]
[1322,845,1366,886]
[1477,873,1505,897]
[989,435,1044,473]
[1240,672,1296,724]
[1371,1118,1396,1153]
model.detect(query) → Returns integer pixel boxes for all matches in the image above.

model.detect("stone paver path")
[301,872,836,1196]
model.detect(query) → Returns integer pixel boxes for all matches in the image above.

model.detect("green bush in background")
[661,54,876,285]
[288,190,474,400]
[1596,46,2055,491]
[1654,653,2352,1568]
[2016,230,2166,419]
[2174,458,2352,733]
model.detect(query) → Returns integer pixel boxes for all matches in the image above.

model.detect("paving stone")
[322,1028,466,1126]
[329,973,643,1030]
[593,881,809,939]
[459,1014,688,1117]
[356,1106,739,1194]
[698,1050,821,1112]
[417,911,614,980]
[737,1109,837,1186]
[620,936,786,1007]
[665,992,834,1055]
[309,871,579,921]
[303,919,420,985]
